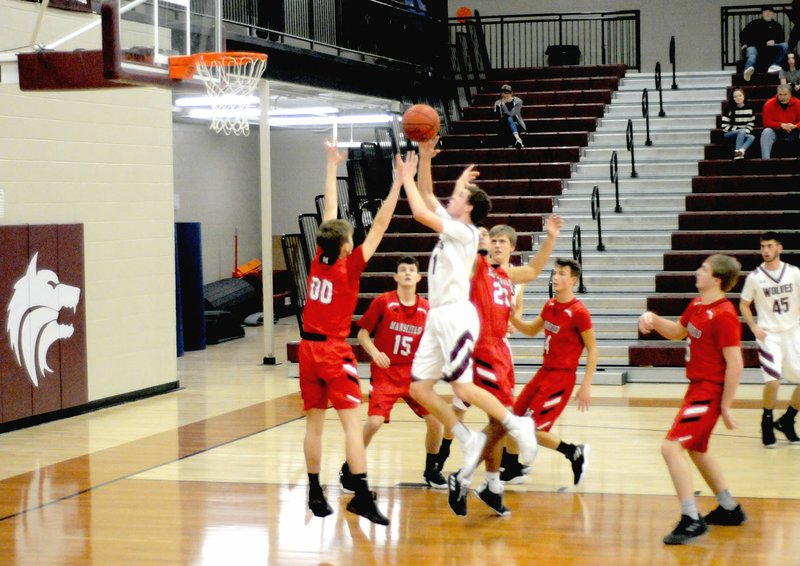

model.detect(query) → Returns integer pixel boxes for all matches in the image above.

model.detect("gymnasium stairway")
[628,71,800,382]
[519,70,740,384]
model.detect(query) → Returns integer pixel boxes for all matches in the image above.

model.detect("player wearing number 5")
[509,258,597,487]
[300,140,402,526]
[740,232,800,448]
[338,256,446,491]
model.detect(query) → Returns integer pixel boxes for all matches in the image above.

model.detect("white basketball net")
[194,53,267,136]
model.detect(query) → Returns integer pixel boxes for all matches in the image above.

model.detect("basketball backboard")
[12,0,220,91]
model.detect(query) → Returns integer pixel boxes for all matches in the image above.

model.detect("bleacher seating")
[629,69,800,370]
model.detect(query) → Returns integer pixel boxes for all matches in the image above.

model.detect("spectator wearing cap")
[494,84,526,149]
[760,84,800,158]
[740,5,789,81]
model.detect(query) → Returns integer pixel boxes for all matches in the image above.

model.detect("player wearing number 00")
[338,256,446,492]
[299,140,402,526]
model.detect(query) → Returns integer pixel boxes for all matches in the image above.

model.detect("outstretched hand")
[394,151,419,182]
[455,164,480,189]
[638,311,656,334]
[545,214,563,238]
[324,139,346,165]
[418,135,442,160]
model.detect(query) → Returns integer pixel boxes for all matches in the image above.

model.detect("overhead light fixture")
[174,95,259,107]
[184,108,393,127]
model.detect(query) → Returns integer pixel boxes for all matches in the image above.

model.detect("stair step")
[575,162,698,177]
[592,131,710,145]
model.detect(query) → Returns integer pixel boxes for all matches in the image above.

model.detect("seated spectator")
[494,84,526,149]
[780,51,800,93]
[741,5,789,81]
[721,88,756,159]
[760,84,800,158]
[788,0,800,51]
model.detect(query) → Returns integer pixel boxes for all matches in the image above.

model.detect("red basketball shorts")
[513,367,576,432]
[368,364,428,422]
[299,338,362,411]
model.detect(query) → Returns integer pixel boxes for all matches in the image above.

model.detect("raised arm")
[638,311,688,341]
[322,140,346,222]
[361,170,403,261]
[417,136,443,212]
[508,214,563,284]
[398,151,443,232]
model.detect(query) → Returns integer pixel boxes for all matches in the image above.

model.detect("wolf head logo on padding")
[6,252,81,387]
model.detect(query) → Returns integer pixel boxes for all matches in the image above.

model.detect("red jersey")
[540,297,593,370]
[470,258,514,345]
[302,246,366,338]
[679,297,741,384]
[357,291,429,365]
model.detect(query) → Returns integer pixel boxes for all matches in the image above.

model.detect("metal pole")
[591,185,605,251]
[610,150,623,213]
[670,35,678,89]
[642,88,652,146]
[655,61,665,117]
[626,119,638,179]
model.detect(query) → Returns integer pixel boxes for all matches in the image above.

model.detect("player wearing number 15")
[300,140,402,526]
[739,232,800,448]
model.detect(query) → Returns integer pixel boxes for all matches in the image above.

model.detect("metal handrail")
[655,61,666,117]
[548,268,554,299]
[591,185,606,252]
[669,35,678,89]
[642,88,653,146]
[625,119,638,180]
[571,225,587,293]
[610,150,623,213]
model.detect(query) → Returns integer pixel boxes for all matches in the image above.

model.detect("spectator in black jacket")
[787,0,800,50]
[721,88,756,159]
[741,6,789,81]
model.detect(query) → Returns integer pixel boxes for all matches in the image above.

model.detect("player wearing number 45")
[299,140,402,526]
[739,232,800,448]
[639,255,747,545]
[338,256,447,492]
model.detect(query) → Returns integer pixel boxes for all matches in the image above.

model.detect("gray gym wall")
[454,0,781,73]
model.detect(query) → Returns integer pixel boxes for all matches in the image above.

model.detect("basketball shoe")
[475,481,511,517]
[704,505,747,526]
[663,515,708,545]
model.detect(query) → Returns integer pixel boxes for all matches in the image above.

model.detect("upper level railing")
[720,3,793,69]
[448,10,641,70]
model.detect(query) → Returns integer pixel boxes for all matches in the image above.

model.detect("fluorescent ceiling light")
[174,95,259,107]
[185,108,392,126]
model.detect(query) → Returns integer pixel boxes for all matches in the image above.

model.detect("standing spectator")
[779,51,800,92]
[760,84,800,158]
[739,232,800,448]
[721,88,756,159]
[740,5,788,81]
[639,255,747,545]
[494,84,526,149]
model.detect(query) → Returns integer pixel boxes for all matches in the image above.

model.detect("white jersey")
[427,206,479,308]
[741,262,800,333]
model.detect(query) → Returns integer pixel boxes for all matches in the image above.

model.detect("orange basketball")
[455,6,473,23]
[402,104,441,142]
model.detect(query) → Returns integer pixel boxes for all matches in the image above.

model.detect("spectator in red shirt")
[760,84,800,158]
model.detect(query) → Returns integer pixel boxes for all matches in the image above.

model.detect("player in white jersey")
[395,143,538,517]
[740,232,800,447]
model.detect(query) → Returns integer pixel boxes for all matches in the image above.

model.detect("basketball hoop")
[170,52,268,136]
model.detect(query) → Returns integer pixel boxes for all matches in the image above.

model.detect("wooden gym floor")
[1,319,799,565]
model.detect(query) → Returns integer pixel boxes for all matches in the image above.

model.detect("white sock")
[486,471,502,493]
[452,421,471,444]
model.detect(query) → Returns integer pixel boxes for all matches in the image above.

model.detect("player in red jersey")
[339,256,446,490]
[639,254,747,545]
[507,258,597,488]
[300,140,401,526]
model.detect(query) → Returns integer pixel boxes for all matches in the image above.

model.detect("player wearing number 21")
[299,140,402,526]
[739,232,800,448]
